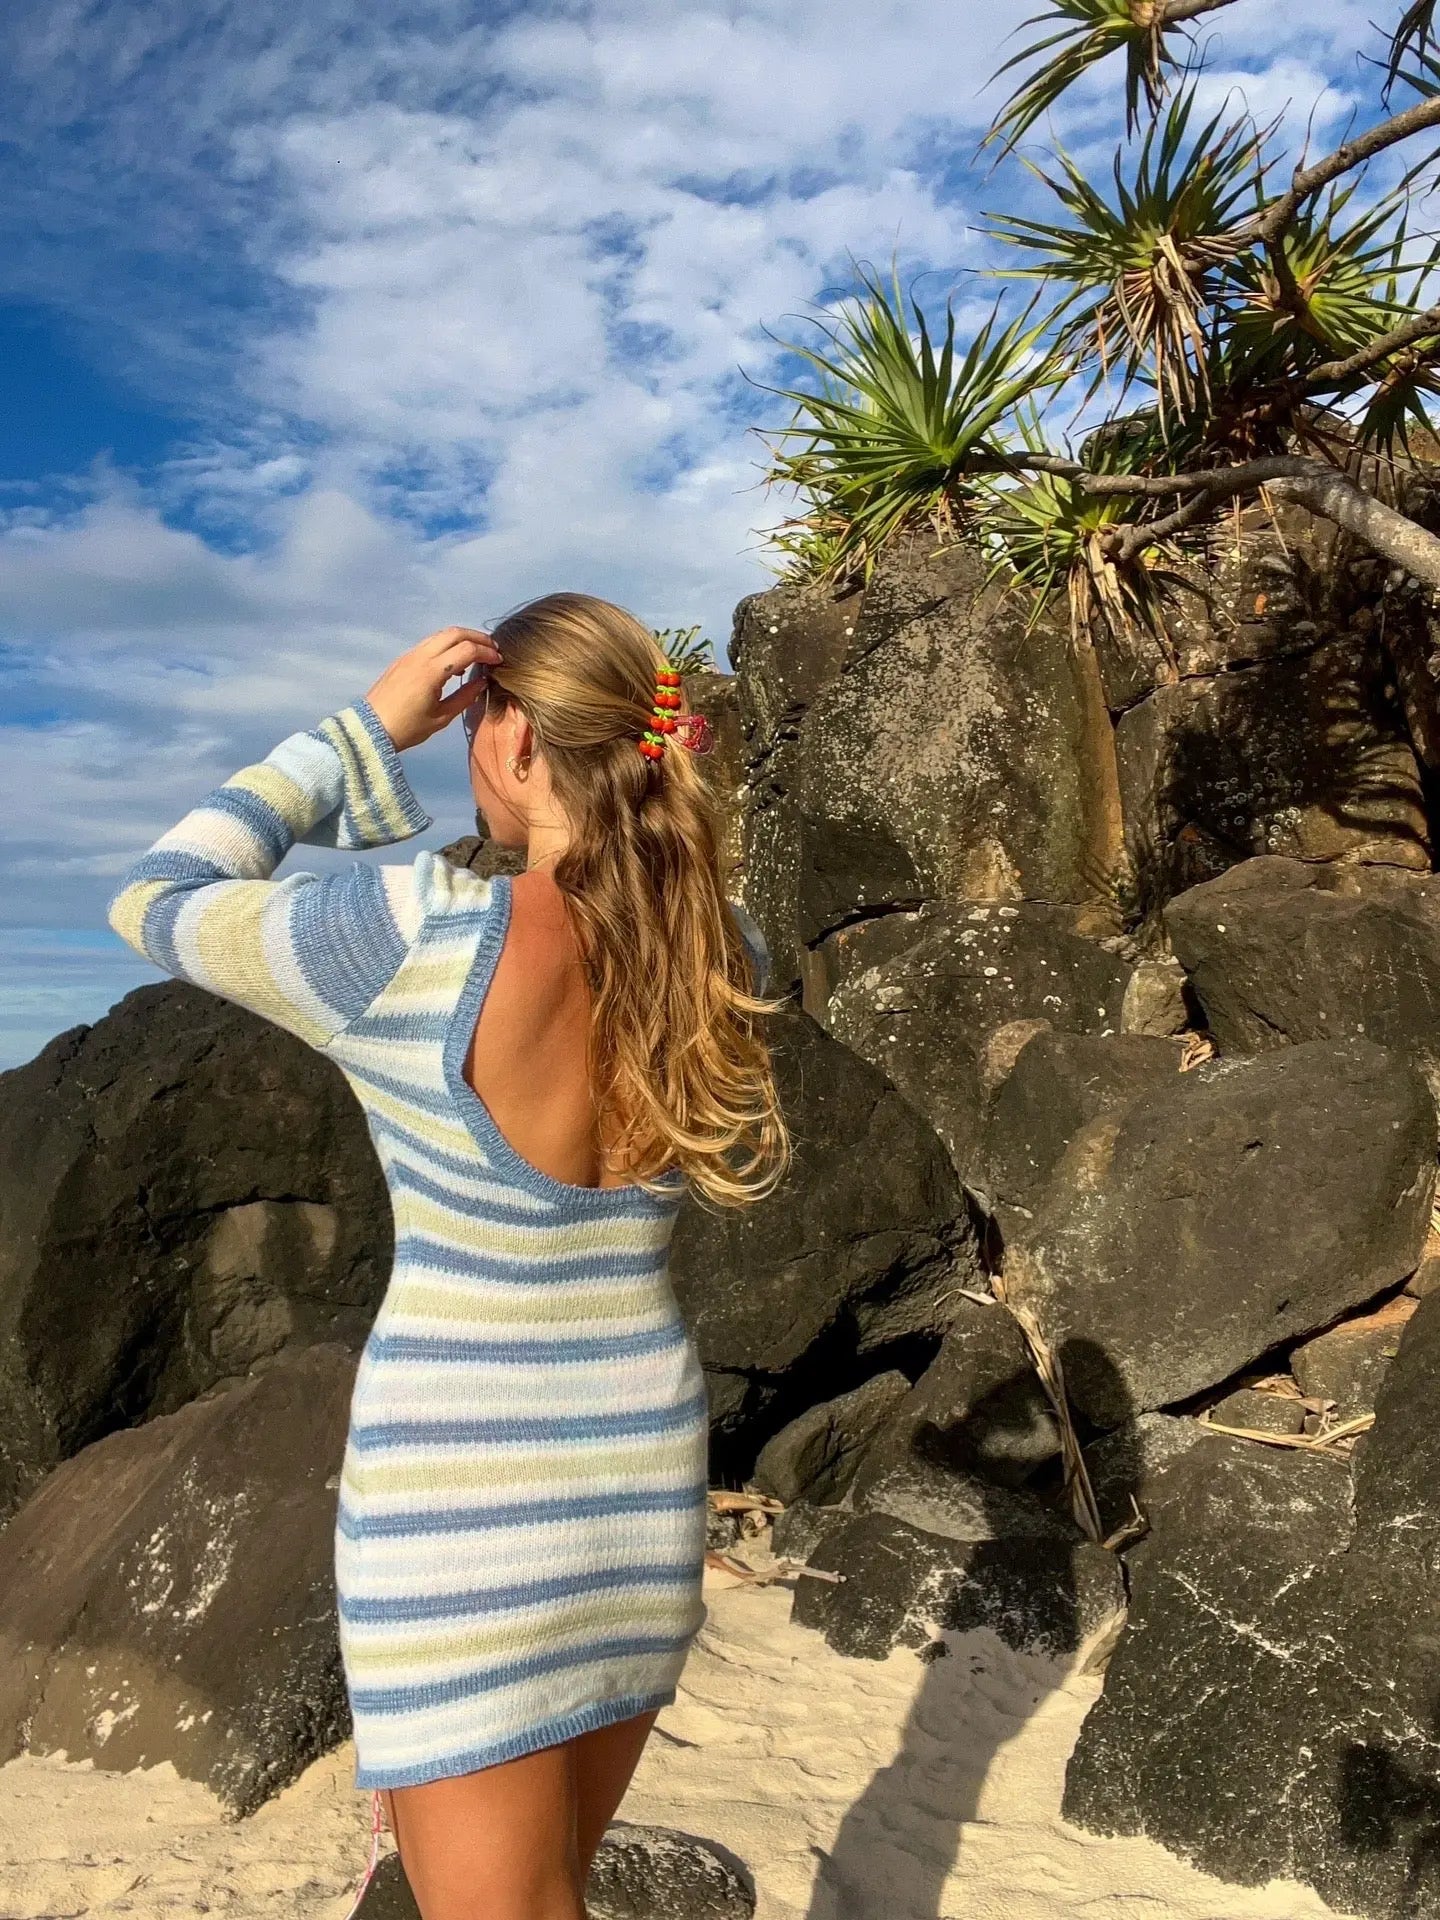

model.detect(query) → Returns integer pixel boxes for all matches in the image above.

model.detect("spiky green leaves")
[752,260,1060,587]
[985,0,1185,152]
[983,91,1263,426]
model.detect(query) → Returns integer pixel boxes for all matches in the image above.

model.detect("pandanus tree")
[750,0,1440,655]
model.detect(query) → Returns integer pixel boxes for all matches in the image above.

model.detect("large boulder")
[1065,1293,1440,1917]
[669,1005,978,1474]
[733,537,1124,1011]
[790,1506,1124,1662]
[731,578,867,997]
[1165,857,1440,1102]
[751,1370,909,1506]
[848,1294,1060,1496]
[1004,1037,1436,1427]
[823,903,1134,1185]
[0,1342,354,1815]
[0,984,391,1520]
[976,1027,1187,1235]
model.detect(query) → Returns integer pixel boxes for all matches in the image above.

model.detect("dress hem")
[351,1686,677,1790]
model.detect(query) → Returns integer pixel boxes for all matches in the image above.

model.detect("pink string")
[339,1789,386,1920]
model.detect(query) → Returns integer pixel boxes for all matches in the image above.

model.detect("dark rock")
[769,1498,839,1564]
[1005,1037,1436,1425]
[1092,501,1346,710]
[851,1453,1077,1546]
[1291,1297,1417,1421]
[670,1005,977,1474]
[1351,1288,1440,1539]
[680,669,750,883]
[1119,954,1193,1037]
[0,984,391,1520]
[791,1508,1125,1662]
[436,834,527,877]
[977,1028,1186,1233]
[1064,1303,1440,1920]
[1206,1386,1307,1435]
[586,1820,756,1919]
[1166,857,1440,1103]
[795,536,1124,914]
[1064,1443,1358,1890]
[355,1821,755,1920]
[751,1371,910,1506]
[734,538,1125,1014]
[849,1295,1059,1495]
[1115,633,1429,917]
[0,1343,355,1814]
[1082,1412,1209,1543]
[732,579,866,997]
[824,903,1133,1184]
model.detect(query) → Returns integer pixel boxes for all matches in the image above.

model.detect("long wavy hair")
[482,591,791,1209]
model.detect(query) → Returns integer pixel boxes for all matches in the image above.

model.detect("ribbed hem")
[352,1687,676,1790]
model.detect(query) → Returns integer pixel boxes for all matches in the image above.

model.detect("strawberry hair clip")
[638,667,713,761]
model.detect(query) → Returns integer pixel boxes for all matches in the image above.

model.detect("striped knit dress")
[107,693,769,1792]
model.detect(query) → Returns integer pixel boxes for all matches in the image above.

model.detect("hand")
[363,627,504,752]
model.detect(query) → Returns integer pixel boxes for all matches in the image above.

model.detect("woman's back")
[463,867,644,1193]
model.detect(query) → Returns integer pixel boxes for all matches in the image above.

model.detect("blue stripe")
[364,1323,685,1366]
[339,1560,697,1625]
[391,1232,667,1287]
[336,1485,705,1540]
[350,1631,698,1714]
[198,781,295,866]
[291,865,409,1022]
[120,847,239,886]
[352,1691,675,1787]
[341,1006,451,1041]
[349,1390,708,1451]
[135,880,201,978]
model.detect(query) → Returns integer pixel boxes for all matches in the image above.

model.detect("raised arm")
[106,695,435,1050]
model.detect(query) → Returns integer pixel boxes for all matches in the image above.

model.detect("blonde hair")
[484,591,791,1209]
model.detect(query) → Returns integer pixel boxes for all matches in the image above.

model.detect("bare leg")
[571,1707,661,1882]
[377,1745,586,1920]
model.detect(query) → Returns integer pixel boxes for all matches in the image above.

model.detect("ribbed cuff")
[318,697,435,847]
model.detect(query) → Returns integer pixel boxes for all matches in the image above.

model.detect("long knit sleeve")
[106,695,434,1051]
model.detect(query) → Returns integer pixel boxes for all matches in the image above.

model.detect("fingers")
[422,625,501,663]
[437,673,486,716]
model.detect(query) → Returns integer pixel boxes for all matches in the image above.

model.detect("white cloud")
[0,0,1409,1063]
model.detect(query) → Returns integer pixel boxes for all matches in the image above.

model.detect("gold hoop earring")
[506,753,530,777]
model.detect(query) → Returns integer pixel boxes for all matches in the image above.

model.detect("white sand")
[0,1565,1355,1920]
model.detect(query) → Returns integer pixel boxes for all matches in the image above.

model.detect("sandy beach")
[0,1564,1355,1920]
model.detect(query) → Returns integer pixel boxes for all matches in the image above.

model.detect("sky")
[0,0,1388,1069]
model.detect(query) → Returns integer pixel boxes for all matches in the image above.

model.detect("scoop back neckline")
[440,870,687,1214]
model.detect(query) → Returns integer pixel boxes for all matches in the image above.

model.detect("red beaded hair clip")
[638,667,714,760]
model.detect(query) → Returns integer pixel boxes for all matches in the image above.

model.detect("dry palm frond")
[991,1276,1106,1544]
[1197,1410,1376,1452]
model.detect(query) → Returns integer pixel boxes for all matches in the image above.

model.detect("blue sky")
[0,0,1379,1068]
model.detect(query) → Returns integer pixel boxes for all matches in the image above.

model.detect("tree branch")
[991,452,1440,590]
[1298,305,1440,388]
[1247,95,1440,247]
[1265,467,1440,585]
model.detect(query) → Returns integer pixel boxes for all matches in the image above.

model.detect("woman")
[107,592,789,1920]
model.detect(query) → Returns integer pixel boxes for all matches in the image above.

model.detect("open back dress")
[107,693,769,1792]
